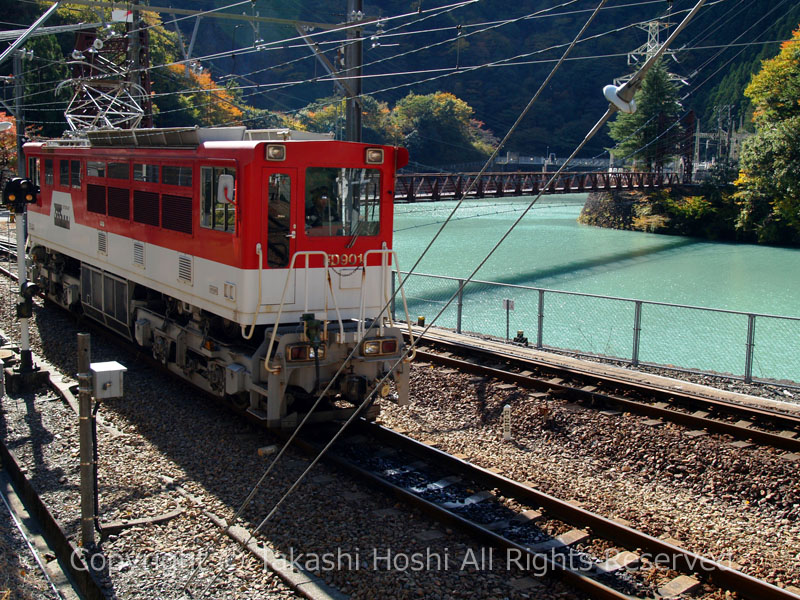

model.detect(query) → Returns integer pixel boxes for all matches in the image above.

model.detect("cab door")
[262,169,296,304]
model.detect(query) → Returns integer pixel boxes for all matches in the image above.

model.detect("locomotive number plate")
[328,253,364,267]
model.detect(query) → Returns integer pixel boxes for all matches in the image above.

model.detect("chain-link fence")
[393,270,800,385]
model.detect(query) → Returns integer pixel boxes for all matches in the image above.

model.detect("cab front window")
[305,167,380,237]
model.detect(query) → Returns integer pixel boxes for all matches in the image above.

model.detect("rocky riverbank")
[578,184,747,241]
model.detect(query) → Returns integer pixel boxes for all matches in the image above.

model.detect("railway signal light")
[16,282,39,319]
[2,177,38,211]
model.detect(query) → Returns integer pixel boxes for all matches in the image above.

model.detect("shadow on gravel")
[0,389,68,501]
[34,308,315,534]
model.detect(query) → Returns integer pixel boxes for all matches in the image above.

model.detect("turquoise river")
[391,194,800,384]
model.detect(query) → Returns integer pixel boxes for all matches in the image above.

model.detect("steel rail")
[0,474,64,600]
[343,421,800,600]
[0,435,105,600]
[410,342,800,453]
[297,427,635,600]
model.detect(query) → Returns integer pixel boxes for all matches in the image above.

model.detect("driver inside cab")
[306,186,340,234]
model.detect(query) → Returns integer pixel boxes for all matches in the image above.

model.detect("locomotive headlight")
[365,148,384,164]
[266,144,286,161]
[362,340,381,355]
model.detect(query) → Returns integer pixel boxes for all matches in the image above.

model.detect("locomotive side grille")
[87,184,106,214]
[133,190,159,226]
[97,231,107,255]
[107,187,130,220]
[178,255,193,284]
[133,241,145,267]
[161,194,193,235]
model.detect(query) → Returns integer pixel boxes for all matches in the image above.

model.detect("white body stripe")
[30,192,392,326]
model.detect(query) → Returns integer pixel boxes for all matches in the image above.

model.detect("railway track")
[407,334,800,453]
[310,420,800,600]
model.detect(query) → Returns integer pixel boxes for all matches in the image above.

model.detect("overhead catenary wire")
[12,34,790,117]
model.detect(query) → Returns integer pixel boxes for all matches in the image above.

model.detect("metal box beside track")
[90,361,127,399]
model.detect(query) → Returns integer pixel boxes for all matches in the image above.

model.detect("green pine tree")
[607,59,682,171]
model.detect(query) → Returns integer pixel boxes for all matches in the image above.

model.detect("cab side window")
[70,160,81,188]
[28,157,39,187]
[201,166,236,233]
[59,160,69,187]
[44,159,53,185]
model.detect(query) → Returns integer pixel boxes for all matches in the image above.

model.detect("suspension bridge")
[394,170,692,202]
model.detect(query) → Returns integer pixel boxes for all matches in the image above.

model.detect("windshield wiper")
[345,220,362,249]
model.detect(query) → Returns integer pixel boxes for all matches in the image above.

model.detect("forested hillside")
[183,0,800,157]
[3,0,800,163]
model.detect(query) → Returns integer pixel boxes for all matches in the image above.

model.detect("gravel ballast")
[1,277,587,599]
[380,357,800,592]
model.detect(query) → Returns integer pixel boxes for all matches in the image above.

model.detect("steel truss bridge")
[394,171,689,202]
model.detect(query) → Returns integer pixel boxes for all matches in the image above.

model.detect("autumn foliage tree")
[156,65,244,127]
[390,92,494,167]
[0,113,16,170]
[734,27,800,244]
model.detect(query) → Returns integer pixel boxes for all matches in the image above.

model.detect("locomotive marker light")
[266,143,286,161]
[365,147,384,164]
[2,177,46,390]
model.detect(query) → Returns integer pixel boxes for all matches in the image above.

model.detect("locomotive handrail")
[241,243,264,340]
[362,248,416,363]
[264,251,344,375]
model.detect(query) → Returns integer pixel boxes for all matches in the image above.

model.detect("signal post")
[2,176,47,392]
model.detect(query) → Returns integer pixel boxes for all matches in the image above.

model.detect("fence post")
[744,313,756,383]
[536,289,544,349]
[456,279,464,334]
[390,271,397,321]
[632,300,642,366]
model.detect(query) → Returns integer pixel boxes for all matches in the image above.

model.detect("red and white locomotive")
[23,126,413,427]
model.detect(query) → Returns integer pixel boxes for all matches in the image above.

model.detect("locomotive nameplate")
[52,191,74,230]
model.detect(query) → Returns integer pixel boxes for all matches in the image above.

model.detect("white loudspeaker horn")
[603,85,637,114]
[93,38,104,50]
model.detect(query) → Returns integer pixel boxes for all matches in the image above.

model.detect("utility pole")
[130,1,140,85]
[345,0,363,142]
[128,0,152,127]
[13,50,25,177]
